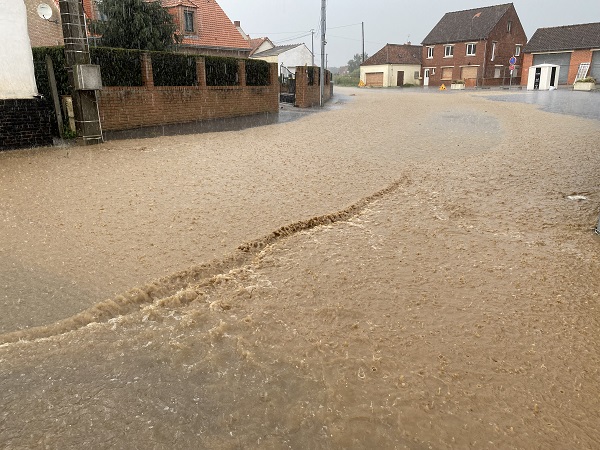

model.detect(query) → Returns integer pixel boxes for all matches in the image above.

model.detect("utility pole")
[320,0,326,107]
[362,22,365,63]
[311,29,315,66]
[58,0,103,145]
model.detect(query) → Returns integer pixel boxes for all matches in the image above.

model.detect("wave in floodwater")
[0,175,412,346]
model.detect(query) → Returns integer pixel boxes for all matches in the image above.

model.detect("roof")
[422,3,512,45]
[252,44,305,58]
[361,44,422,66]
[523,22,600,53]
[248,37,274,56]
[166,0,250,50]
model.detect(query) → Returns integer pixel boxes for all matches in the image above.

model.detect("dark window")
[184,10,194,33]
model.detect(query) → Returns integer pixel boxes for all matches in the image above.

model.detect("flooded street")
[1,87,599,448]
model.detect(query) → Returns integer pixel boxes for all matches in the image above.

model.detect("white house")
[251,43,314,77]
[0,0,37,99]
[360,44,422,87]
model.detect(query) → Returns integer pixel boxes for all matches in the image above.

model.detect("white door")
[424,69,430,86]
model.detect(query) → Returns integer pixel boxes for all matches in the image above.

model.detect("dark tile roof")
[422,3,512,45]
[251,44,304,58]
[523,22,600,53]
[361,44,422,66]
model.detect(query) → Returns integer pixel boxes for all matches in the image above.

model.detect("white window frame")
[491,42,497,61]
[466,43,477,56]
[515,45,522,56]
[427,46,434,59]
[444,45,454,58]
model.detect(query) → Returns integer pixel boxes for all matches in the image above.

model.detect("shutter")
[365,72,384,87]
[441,67,453,80]
[460,66,478,80]
[532,53,571,84]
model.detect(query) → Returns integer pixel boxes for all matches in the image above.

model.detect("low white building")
[360,44,422,87]
[251,43,314,77]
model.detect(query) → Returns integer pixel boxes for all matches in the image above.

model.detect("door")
[550,67,557,87]
[590,51,600,79]
[365,72,384,87]
[396,71,404,87]
[461,66,478,87]
[534,68,541,89]
[424,69,430,86]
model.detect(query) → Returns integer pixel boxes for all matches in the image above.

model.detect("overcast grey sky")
[218,1,600,67]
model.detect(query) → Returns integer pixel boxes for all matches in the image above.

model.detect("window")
[444,45,454,58]
[491,42,497,61]
[515,45,522,56]
[427,47,434,59]
[507,20,512,33]
[414,71,420,79]
[494,66,502,78]
[441,67,453,80]
[466,43,477,56]
[184,10,195,33]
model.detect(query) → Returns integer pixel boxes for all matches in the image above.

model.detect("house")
[360,44,422,87]
[27,0,251,57]
[248,37,275,57]
[421,3,527,87]
[521,22,600,86]
[23,0,63,47]
[250,43,314,77]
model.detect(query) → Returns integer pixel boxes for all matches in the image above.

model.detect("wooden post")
[45,55,64,138]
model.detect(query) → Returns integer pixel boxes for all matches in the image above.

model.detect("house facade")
[23,0,63,47]
[360,44,422,87]
[521,22,600,86]
[251,44,314,77]
[421,3,527,87]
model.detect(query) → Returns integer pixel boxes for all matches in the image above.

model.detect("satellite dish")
[37,3,53,20]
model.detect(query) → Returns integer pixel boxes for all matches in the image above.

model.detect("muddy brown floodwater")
[1,88,599,449]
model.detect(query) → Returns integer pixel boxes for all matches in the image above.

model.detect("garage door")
[590,51,600,79]
[533,53,571,84]
[365,72,383,87]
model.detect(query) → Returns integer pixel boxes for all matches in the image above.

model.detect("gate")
[280,65,296,104]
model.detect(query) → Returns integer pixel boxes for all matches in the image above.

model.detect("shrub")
[245,59,270,86]
[90,47,143,86]
[576,76,596,83]
[452,79,465,84]
[151,51,197,86]
[205,56,238,86]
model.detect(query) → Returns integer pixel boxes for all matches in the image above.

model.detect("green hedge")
[151,52,197,86]
[205,56,238,86]
[90,47,142,86]
[245,59,270,86]
[31,47,70,102]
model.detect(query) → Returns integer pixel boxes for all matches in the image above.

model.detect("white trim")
[530,50,574,55]
[466,42,477,56]
[459,64,480,67]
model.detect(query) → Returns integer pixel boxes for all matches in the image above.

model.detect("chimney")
[234,21,240,27]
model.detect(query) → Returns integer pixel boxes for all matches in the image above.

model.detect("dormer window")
[184,10,195,33]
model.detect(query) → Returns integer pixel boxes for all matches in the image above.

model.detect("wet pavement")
[486,88,600,121]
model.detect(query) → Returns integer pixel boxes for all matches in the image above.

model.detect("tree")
[91,0,179,51]
[347,53,368,74]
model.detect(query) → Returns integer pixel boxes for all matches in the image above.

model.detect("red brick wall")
[520,53,534,86]
[24,0,64,47]
[294,66,332,108]
[98,60,279,131]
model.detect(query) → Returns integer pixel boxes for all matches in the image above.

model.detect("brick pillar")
[141,52,154,87]
[238,60,246,87]
[269,63,279,87]
[520,53,533,86]
[196,57,206,87]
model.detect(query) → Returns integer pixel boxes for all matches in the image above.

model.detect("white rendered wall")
[0,0,38,99]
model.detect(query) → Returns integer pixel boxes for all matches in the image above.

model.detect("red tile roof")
[169,0,250,50]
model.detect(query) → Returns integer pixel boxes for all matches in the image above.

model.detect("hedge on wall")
[245,59,270,86]
[151,52,197,86]
[90,47,143,86]
[31,47,70,102]
[307,66,316,86]
[205,55,238,86]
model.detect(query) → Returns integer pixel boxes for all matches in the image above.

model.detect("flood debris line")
[0,174,412,346]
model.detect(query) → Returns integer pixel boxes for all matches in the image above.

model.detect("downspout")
[481,39,488,87]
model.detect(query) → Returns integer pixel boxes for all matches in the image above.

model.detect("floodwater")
[1,88,599,449]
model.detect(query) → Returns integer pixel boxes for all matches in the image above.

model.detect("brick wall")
[97,58,279,131]
[0,98,53,151]
[294,66,333,108]
[24,0,64,47]
[520,53,534,86]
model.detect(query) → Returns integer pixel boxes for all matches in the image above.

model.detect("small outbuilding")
[526,64,560,90]
[360,44,422,87]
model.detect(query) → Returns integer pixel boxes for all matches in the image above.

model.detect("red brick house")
[27,0,250,57]
[421,3,527,87]
[521,22,600,86]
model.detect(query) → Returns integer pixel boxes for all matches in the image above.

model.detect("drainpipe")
[481,40,488,87]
